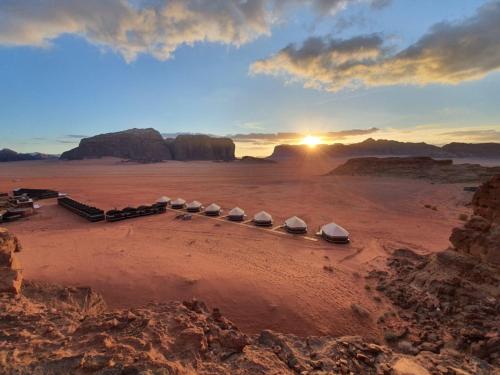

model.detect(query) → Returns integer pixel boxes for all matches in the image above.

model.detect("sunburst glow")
[302,135,321,148]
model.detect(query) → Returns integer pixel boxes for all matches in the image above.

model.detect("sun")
[302,135,321,148]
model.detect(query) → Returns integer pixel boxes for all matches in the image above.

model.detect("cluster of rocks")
[0,227,23,294]
[369,249,499,368]
[329,157,500,183]
[450,175,500,265]
[60,128,236,162]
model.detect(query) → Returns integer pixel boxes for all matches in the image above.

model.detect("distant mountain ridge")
[269,138,500,160]
[60,128,235,162]
[0,148,58,162]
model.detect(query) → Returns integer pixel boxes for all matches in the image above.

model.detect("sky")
[0,0,500,157]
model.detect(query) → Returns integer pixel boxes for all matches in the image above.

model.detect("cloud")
[438,129,500,143]
[65,134,88,139]
[0,0,391,62]
[229,127,378,143]
[251,1,500,91]
[0,0,272,62]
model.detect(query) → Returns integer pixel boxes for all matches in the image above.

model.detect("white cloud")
[0,0,390,62]
[251,1,500,91]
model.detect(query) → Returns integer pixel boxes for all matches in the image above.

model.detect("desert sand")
[0,158,480,341]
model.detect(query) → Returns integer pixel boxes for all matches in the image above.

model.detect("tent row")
[156,196,349,243]
[105,203,166,222]
[57,197,105,222]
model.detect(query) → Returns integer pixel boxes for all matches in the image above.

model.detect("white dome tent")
[253,211,273,227]
[284,216,307,234]
[156,196,170,206]
[228,207,245,221]
[319,223,349,243]
[171,198,186,209]
[186,201,203,212]
[205,203,221,216]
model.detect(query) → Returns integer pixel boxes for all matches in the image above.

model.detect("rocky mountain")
[60,129,235,162]
[329,157,500,183]
[269,138,500,160]
[0,149,57,162]
[442,142,500,158]
[60,128,173,162]
[167,134,235,161]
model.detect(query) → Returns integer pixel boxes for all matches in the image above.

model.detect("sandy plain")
[0,157,481,341]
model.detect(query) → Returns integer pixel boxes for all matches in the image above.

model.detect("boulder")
[392,358,430,375]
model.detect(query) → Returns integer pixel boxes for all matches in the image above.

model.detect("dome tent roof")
[187,200,202,209]
[157,196,170,203]
[205,203,221,212]
[285,216,307,230]
[171,198,186,205]
[229,207,245,216]
[254,211,272,222]
[321,223,349,238]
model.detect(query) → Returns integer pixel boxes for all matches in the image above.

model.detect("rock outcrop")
[269,138,500,160]
[167,134,235,161]
[329,157,500,183]
[450,175,500,264]
[0,227,23,294]
[60,128,173,162]
[0,287,491,374]
[60,129,236,162]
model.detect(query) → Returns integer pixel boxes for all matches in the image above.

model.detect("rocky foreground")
[330,157,500,183]
[1,176,499,374]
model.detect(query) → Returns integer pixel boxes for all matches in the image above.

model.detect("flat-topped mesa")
[442,142,500,158]
[61,128,173,162]
[329,156,500,183]
[0,227,23,294]
[168,134,235,161]
[332,156,452,174]
[450,174,500,265]
[60,129,236,162]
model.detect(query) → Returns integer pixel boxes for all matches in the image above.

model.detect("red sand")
[0,158,473,340]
